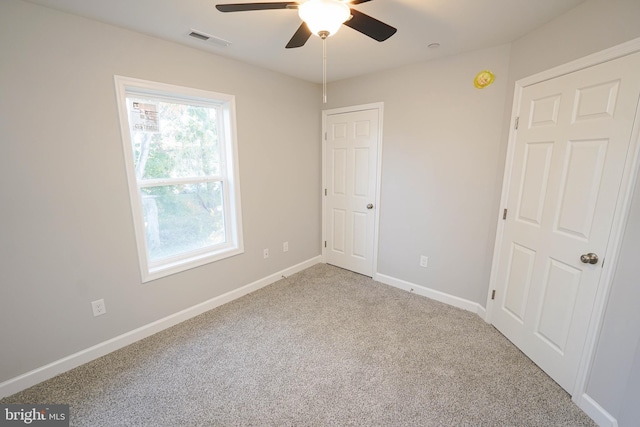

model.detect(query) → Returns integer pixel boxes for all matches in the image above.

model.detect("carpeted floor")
[1,264,596,426]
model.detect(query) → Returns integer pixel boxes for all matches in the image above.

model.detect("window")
[114,76,243,282]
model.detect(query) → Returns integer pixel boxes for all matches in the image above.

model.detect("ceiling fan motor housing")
[298,0,351,37]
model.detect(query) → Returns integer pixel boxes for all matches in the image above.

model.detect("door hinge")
[324,241,327,248]
[514,117,520,130]
[503,208,508,220]
[324,188,327,196]
[324,132,327,140]
[491,290,496,300]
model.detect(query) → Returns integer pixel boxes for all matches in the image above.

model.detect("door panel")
[492,52,640,393]
[325,108,380,276]
[530,94,561,127]
[516,141,553,225]
[354,148,370,197]
[573,80,619,121]
[352,212,367,258]
[332,149,347,195]
[536,258,581,354]
[331,209,346,253]
[503,243,536,322]
[554,139,608,239]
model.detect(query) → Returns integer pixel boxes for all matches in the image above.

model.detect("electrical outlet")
[91,299,106,317]
[283,241,289,252]
[263,248,269,259]
[420,255,428,268]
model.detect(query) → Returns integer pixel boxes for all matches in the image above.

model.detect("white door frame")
[486,37,640,407]
[321,102,384,276]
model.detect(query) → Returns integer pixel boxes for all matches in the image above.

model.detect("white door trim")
[321,102,384,276]
[486,37,640,407]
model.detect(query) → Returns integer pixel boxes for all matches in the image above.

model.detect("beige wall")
[0,0,321,383]
[325,44,512,305]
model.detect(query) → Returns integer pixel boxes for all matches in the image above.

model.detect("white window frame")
[114,76,244,282]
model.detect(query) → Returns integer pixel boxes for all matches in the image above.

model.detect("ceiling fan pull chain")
[323,37,327,104]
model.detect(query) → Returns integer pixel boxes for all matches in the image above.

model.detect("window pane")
[141,182,226,261]
[127,97,221,180]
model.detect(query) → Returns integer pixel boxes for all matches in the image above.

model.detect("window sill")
[142,245,244,283]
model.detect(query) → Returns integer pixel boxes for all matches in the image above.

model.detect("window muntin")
[115,76,243,282]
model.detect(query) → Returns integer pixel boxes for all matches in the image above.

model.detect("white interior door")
[324,107,380,277]
[492,52,640,393]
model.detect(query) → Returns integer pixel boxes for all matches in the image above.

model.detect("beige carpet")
[1,264,596,426]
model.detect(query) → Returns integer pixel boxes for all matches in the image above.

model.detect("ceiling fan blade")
[343,9,396,42]
[216,2,298,12]
[348,0,373,4]
[286,22,312,48]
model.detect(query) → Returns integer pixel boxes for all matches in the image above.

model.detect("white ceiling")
[25,0,586,83]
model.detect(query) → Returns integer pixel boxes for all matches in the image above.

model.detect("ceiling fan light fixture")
[298,0,351,38]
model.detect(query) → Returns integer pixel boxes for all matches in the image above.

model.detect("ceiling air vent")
[188,29,232,47]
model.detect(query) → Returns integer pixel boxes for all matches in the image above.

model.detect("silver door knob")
[366,203,374,209]
[580,253,599,264]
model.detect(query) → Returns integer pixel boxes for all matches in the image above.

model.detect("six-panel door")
[325,108,379,277]
[492,52,640,392]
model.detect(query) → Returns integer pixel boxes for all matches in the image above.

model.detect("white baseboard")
[0,256,322,399]
[475,304,487,321]
[576,393,619,427]
[373,273,486,318]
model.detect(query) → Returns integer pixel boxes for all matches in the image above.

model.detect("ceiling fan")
[215,0,397,48]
